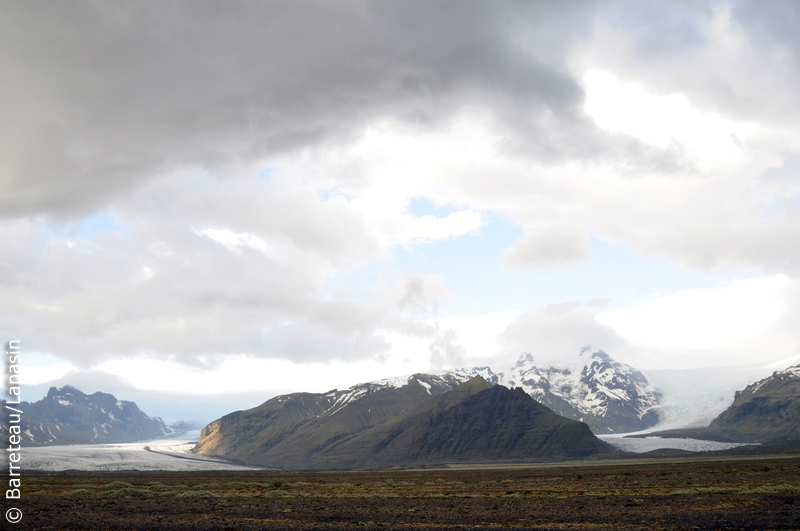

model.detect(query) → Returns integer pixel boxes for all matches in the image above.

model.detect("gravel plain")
[10,457,800,530]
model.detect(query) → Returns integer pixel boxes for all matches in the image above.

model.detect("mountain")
[194,370,496,467]
[194,352,658,467]
[703,364,800,443]
[1,386,175,446]
[499,351,661,434]
[303,377,613,468]
[195,377,612,468]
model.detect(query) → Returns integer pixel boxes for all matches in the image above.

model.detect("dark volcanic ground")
[10,457,800,530]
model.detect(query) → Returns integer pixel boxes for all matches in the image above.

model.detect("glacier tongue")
[643,365,774,430]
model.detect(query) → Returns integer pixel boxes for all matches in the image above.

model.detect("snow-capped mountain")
[498,350,661,434]
[1,386,178,446]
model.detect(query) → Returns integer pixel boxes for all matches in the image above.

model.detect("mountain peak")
[47,385,84,399]
[461,375,491,389]
[591,350,611,361]
[5,387,173,446]
[417,376,492,413]
[776,364,800,379]
[514,352,535,367]
[500,349,660,433]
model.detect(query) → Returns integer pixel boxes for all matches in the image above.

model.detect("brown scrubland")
[12,456,800,530]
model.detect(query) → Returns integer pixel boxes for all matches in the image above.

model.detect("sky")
[2,1,800,423]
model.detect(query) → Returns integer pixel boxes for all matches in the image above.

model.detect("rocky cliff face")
[704,365,800,443]
[1,386,173,446]
[499,351,661,434]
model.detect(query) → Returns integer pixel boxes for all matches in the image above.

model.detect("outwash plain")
[14,456,800,530]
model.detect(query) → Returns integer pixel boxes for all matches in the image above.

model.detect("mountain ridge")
[314,377,613,468]
[194,349,660,466]
[196,377,613,468]
[0,385,185,446]
[194,372,489,466]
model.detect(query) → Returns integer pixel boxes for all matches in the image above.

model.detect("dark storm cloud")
[0,0,597,218]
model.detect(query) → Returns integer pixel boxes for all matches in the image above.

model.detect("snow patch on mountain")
[781,365,800,379]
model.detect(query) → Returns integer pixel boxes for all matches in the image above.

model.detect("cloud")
[586,298,611,308]
[197,229,272,256]
[496,280,800,371]
[0,182,456,366]
[498,302,633,365]
[597,276,791,350]
[0,1,596,219]
[576,1,800,127]
[583,68,758,167]
[428,328,467,371]
[589,276,800,370]
[2,1,800,377]
[501,224,591,269]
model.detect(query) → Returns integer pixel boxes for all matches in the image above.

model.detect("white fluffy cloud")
[498,302,633,365]
[597,276,791,351]
[495,276,800,371]
[583,68,759,167]
[0,173,462,366]
[595,276,800,369]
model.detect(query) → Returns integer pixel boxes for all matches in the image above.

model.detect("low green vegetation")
[176,490,219,498]
[101,487,153,498]
[21,457,800,505]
